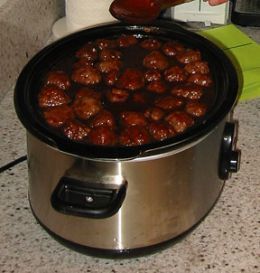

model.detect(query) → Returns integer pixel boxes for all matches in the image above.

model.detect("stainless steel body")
[27,120,226,251]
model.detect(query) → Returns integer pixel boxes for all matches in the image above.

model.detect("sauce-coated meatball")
[164,66,187,83]
[75,87,102,100]
[145,107,165,122]
[121,111,147,127]
[140,38,161,50]
[119,126,151,146]
[161,41,185,57]
[63,120,90,141]
[73,59,94,70]
[188,74,213,87]
[106,88,129,103]
[117,68,144,91]
[97,60,122,73]
[43,105,74,128]
[155,96,184,111]
[95,38,117,50]
[149,123,175,141]
[38,86,71,108]
[132,92,148,105]
[185,101,207,117]
[184,61,210,75]
[88,126,117,146]
[144,69,161,82]
[143,51,169,71]
[176,49,201,64]
[104,70,119,86]
[99,48,122,61]
[165,111,194,133]
[45,70,71,90]
[90,110,116,128]
[171,84,203,100]
[75,43,98,61]
[147,80,167,94]
[72,66,101,85]
[117,34,138,47]
[73,96,102,120]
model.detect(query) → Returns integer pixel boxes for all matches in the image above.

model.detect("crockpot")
[14,21,241,257]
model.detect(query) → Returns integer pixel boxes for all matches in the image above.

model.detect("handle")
[219,121,241,180]
[51,176,127,219]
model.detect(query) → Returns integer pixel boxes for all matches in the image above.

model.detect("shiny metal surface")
[27,120,225,250]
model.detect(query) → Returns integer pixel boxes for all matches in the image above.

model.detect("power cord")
[0,155,27,173]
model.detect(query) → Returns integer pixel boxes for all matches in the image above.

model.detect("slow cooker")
[14,21,241,257]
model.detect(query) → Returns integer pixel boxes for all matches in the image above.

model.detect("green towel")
[200,24,260,101]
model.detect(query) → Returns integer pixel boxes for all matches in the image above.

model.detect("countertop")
[0,28,259,273]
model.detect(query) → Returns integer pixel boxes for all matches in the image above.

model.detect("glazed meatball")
[147,80,167,94]
[119,126,151,146]
[188,73,212,87]
[120,111,147,127]
[184,61,210,75]
[99,48,122,61]
[117,34,138,47]
[145,107,165,122]
[144,69,161,82]
[104,70,119,86]
[162,41,185,57]
[106,88,129,103]
[149,123,175,141]
[171,84,203,100]
[155,96,184,111]
[75,87,102,100]
[117,68,144,91]
[165,111,194,133]
[140,38,161,50]
[164,66,187,83]
[73,96,102,120]
[63,120,90,141]
[132,92,148,105]
[38,85,71,108]
[73,59,94,70]
[185,101,207,117]
[176,49,201,64]
[45,70,71,90]
[43,105,74,128]
[95,38,117,50]
[75,43,98,61]
[90,110,116,128]
[97,60,122,73]
[72,66,101,85]
[143,51,169,71]
[88,126,117,146]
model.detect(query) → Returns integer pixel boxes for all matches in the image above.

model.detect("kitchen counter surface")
[0,27,259,273]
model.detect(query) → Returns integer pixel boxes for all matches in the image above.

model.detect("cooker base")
[29,184,225,258]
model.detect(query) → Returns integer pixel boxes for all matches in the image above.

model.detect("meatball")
[147,80,167,94]
[164,66,187,83]
[38,85,71,108]
[43,105,74,128]
[95,38,117,50]
[143,51,169,71]
[45,70,71,90]
[104,70,119,86]
[165,111,194,133]
[97,60,122,73]
[88,126,117,146]
[117,34,138,47]
[63,120,90,141]
[140,38,161,50]
[117,68,144,91]
[75,43,98,61]
[155,96,184,111]
[187,74,213,87]
[72,66,101,85]
[149,123,175,141]
[120,111,147,127]
[75,87,102,100]
[99,48,122,61]
[184,61,210,75]
[132,92,148,105]
[90,110,116,128]
[171,84,203,100]
[73,59,94,70]
[176,49,201,64]
[185,101,207,117]
[119,126,151,146]
[145,107,165,122]
[73,96,102,120]
[106,88,129,103]
[162,41,185,57]
[144,69,161,82]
